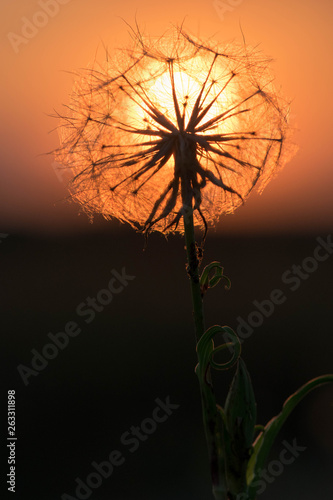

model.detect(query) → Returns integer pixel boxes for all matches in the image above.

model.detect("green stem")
[183,208,205,343]
[183,208,228,500]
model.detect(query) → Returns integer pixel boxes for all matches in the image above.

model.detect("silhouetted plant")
[54,26,332,500]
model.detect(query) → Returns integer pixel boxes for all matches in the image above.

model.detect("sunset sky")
[1,0,333,234]
[2,4,333,499]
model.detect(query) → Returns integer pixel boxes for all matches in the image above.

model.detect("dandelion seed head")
[55,27,297,234]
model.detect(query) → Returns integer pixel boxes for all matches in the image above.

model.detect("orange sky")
[1,0,333,234]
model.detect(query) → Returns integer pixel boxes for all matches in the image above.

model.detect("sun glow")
[128,58,236,136]
[124,55,239,181]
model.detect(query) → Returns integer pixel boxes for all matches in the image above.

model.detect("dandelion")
[55,27,294,235]
[54,26,333,500]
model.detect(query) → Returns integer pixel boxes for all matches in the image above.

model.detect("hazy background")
[1,1,333,499]
[1,0,333,234]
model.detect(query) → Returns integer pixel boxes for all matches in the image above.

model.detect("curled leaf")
[196,325,241,384]
[200,261,231,296]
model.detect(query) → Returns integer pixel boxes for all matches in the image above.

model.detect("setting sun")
[131,62,231,133]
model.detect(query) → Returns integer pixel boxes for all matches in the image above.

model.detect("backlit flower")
[55,27,296,233]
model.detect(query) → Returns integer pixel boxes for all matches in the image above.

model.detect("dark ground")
[1,226,333,499]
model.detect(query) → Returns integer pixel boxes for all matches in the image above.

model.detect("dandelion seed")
[55,27,296,234]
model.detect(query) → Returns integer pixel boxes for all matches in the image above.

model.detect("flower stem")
[183,209,205,343]
[183,208,228,500]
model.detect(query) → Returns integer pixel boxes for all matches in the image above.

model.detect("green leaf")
[224,359,257,496]
[196,325,241,383]
[195,325,242,499]
[247,374,333,499]
[200,261,231,295]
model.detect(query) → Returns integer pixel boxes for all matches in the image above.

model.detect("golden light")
[55,28,296,234]
[133,64,231,132]
[127,58,237,178]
